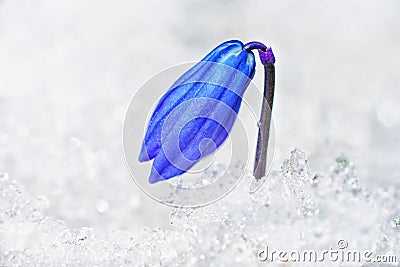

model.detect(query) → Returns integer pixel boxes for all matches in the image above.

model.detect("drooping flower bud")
[139,40,258,183]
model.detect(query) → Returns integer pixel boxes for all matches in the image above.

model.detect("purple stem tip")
[258,47,275,65]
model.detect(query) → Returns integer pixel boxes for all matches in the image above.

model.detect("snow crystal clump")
[1,149,399,266]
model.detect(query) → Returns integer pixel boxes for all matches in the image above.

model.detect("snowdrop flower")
[139,40,272,184]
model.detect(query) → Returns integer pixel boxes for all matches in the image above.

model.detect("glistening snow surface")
[1,150,399,265]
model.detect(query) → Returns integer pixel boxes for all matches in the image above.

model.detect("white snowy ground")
[0,0,399,266]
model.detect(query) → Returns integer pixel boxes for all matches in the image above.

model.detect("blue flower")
[139,40,259,183]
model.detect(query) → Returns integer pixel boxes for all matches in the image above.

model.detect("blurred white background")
[0,0,399,234]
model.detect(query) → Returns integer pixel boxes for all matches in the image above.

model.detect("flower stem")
[243,41,267,52]
[253,49,275,180]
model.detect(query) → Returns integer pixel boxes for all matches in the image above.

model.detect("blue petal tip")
[149,167,166,184]
[138,154,148,162]
[138,142,151,162]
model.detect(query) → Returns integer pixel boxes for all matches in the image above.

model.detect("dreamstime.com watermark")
[257,240,398,264]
